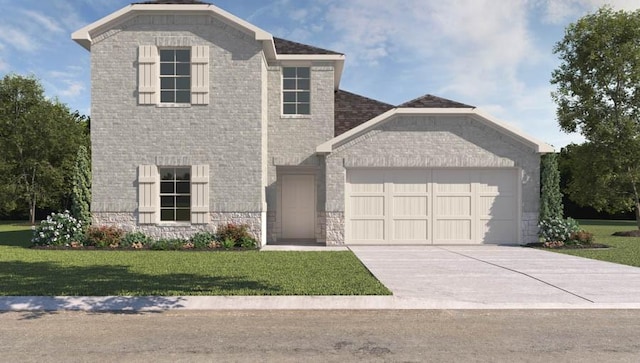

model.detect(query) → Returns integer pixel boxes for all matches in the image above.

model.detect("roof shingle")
[273,37,343,55]
[334,90,394,136]
[398,94,474,108]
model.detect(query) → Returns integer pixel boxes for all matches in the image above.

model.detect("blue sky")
[1,0,638,148]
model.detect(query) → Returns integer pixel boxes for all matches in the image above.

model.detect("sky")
[1,0,640,149]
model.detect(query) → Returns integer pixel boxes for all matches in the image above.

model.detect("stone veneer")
[93,212,263,243]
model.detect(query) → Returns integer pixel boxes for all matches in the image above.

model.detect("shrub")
[220,237,235,249]
[538,218,581,243]
[216,223,257,247]
[239,236,257,249]
[31,211,84,246]
[85,225,125,248]
[190,231,216,249]
[121,231,154,248]
[567,230,595,245]
[151,238,187,251]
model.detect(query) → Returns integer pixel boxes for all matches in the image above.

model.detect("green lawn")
[551,219,640,267]
[0,221,390,296]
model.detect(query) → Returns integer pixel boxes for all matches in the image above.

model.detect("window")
[282,67,310,115]
[160,49,191,104]
[159,167,191,222]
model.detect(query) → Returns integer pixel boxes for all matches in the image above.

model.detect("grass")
[0,221,391,296]
[550,219,640,268]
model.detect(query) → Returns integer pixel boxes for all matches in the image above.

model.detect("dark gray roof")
[334,90,394,136]
[273,37,343,55]
[398,94,474,108]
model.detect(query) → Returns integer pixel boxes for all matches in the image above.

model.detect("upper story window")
[160,49,191,104]
[282,67,310,115]
[159,167,191,222]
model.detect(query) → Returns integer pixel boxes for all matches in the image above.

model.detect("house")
[72,1,553,246]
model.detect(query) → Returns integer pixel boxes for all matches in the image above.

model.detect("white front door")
[281,174,316,239]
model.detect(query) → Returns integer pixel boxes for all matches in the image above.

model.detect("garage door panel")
[435,220,472,240]
[393,196,428,216]
[350,196,385,216]
[435,196,471,216]
[350,219,385,241]
[481,219,517,243]
[346,169,518,245]
[479,196,516,218]
[393,220,428,240]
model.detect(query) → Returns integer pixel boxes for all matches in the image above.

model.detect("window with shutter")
[190,165,210,224]
[138,165,159,224]
[191,45,209,105]
[138,45,158,105]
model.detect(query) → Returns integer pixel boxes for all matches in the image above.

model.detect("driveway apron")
[349,245,640,308]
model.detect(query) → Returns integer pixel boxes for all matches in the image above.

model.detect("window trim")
[159,166,192,223]
[159,48,192,105]
[282,66,311,116]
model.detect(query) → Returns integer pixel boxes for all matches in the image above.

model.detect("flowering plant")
[31,211,85,246]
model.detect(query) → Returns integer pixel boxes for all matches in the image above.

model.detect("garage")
[346,168,519,245]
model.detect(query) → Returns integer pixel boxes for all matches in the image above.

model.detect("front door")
[281,174,316,239]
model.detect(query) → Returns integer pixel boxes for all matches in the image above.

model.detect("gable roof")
[334,90,394,136]
[273,37,342,55]
[323,92,554,153]
[399,94,474,108]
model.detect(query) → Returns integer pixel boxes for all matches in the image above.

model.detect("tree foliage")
[71,145,91,228]
[551,7,640,228]
[0,74,89,223]
[539,153,563,221]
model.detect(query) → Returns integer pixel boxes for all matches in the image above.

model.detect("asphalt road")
[1,310,639,362]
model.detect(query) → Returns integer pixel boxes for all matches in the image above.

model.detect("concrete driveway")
[350,245,640,309]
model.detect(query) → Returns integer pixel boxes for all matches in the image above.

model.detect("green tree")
[71,145,91,228]
[551,7,640,229]
[0,74,88,224]
[539,153,563,221]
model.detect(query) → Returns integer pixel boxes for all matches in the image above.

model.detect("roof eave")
[72,4,272,51]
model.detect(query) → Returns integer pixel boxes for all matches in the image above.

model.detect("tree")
[0,74,88,224]
[539,153,563,221]
[551,7,640,229]
[71,145,91,228]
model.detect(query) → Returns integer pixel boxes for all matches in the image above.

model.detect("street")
[1,310,639,362]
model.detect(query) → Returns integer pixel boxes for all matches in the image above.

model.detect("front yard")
[0,222,390,296]
[551,219,640,267]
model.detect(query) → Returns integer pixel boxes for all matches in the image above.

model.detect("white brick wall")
[325,115,541,244]
[90,14,267,238]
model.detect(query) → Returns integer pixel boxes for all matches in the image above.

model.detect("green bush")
[190,231,216,249]
[220,237,235,249]
[239,236,257,249]
[538,218,581,242]
[151,238,187,251]
[85,225,125,248]
[31,211,84,246]
[216,223,257,247]
[121,231,154,248]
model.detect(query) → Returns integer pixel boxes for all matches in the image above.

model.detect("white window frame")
[282,66,311,116]
[159,48,192,105]
[159,166,192,223]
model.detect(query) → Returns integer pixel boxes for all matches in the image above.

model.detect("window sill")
[157,222,192,227]
[157,103,192,108]
[281,114,312,119]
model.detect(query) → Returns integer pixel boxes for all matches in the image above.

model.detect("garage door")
[346,169,519,244]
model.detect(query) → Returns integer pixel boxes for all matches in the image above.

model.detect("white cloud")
[22,10,64,33]
[541,0,640,24]
[0,26,38,52]
[59,81,85,98]
[0,58,7,72]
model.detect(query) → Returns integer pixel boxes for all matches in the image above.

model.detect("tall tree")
[551,7,640,229]
[71,145,91,228]
[539,153,563,221]
[0,74,88,224]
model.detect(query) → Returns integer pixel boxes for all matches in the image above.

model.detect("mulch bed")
[612,230,640,237]
[524,242,610,250]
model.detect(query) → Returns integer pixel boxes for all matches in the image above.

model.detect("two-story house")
[72,1,553,246]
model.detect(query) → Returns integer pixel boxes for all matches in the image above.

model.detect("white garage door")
[346,169,519,244]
